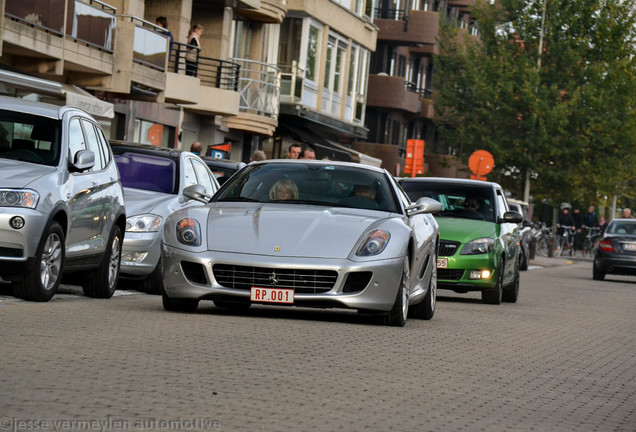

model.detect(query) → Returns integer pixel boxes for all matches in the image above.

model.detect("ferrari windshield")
[401,182,496,222]
[0,111,61,166]
[214,161,400,213]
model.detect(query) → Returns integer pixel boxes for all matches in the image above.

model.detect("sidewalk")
[530,254,593,268]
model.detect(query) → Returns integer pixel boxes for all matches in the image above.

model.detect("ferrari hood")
[436,217,497,243]
[206,203,386,258]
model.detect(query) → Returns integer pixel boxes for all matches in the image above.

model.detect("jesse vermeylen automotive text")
[0,416,221,431]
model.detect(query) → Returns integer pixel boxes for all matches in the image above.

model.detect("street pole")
[524,0,548,203]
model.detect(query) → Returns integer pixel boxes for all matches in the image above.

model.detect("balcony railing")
[374,8,407,21]
[5,0,117,52]
[232,58,280,118]
[168,43,239,91]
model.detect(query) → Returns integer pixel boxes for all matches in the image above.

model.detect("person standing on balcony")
[185,24,203,77]
[155,17,173,62]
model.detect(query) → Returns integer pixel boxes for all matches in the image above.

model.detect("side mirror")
[69,149,95,172]
[500,211,523,224]
[406,197,443,216]
[183,184,212,203]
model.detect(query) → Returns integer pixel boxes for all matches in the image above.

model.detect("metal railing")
[374,8,408,20]
[232,58,280,118]
[6,0,117,52]
[168,43,239,91]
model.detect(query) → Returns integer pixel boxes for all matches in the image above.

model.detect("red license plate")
[250,287,294,304]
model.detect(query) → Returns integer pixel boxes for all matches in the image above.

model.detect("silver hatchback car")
[0,97,126,301]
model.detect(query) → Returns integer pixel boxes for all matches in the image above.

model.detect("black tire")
[162,293,199,312]
[592,263,605,281]
[83,224,122,298]
[482,258,503,305]
[13,221,65,302]
[385,256,410,327]
[502,261,520,303]
[410,256,436,320]
[143,258,164,295]
[519,249,529,271]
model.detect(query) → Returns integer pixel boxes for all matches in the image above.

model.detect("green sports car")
[399,178,523,304]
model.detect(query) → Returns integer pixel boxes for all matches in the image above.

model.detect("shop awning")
[0,68,114,119]
[279,122,353,162]
[62,84,114,119]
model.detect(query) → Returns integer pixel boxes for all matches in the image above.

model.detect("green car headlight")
[461,238,494,255]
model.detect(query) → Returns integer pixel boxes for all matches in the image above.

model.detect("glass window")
[113,153,176,194]
[68,117,86,163]
[190,158,216,195]
[81,119,105,171]
[306,25,320,82]
[496,191,508,219]
[183,157,198,188]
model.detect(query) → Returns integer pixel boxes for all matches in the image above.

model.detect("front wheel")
[13,221,65,302]
[410,257,436,320]
[502,260,520,303]
[482,258,503,305]
[143,258,164,295]
[83,224,122,298]
[384,256,410,327]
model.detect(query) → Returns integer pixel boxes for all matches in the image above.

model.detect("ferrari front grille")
[213,264,338,294]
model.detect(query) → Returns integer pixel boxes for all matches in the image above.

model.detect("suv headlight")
[126,214,163,232]
[461,238,494,255]
[356,230,391,256]
[176,218,202,247]
[0,189,39,209]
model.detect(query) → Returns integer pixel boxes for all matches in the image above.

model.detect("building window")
[231,20,253,59]
[306,25,320,82]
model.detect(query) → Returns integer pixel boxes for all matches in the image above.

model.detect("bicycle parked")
[532,222,555,257]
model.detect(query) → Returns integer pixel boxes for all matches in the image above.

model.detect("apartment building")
[360,0,478,175]
[271,0,381,164]
[0,0,285,161]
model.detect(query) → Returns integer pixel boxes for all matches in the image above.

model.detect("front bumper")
[437,252,498,292]
[161,244,404,313]
[0,208,48,263]
[119,231,162,278]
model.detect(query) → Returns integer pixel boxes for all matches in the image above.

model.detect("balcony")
[373,9,439,46]
[235,0,288,24]
[2,0,116,82]
[221,58,280,136]
[366,74,419,114]
[448,0,476,7]
[418,88,434,120]
[172,48,239,117]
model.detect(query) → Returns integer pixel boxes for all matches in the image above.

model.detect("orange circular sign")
[469,150,494,176]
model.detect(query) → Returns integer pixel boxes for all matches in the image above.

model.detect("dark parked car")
[201,156,245,185]
[508,199,532,270]
[0,96,126,301]
[111,141,219,293]
[593,218,636,280]
[399,178,522,304]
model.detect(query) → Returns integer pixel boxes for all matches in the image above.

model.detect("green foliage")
[434,0,636,205]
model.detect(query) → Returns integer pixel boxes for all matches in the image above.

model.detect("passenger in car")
[269,179,299,201]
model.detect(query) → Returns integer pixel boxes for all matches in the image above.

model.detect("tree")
[434,0,636,206]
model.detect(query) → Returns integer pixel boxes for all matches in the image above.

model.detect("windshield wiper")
[216,196,261,203]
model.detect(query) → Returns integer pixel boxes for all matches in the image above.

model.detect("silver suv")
[0,97,126,301]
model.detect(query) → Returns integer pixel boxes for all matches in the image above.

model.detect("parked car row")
[1,98,531,326]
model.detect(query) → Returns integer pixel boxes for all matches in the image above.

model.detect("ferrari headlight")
[356,230,391,256]
[0,189,39,209]
[126,214,163,232]
[176,218,201,247]
[461,238,494,255]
